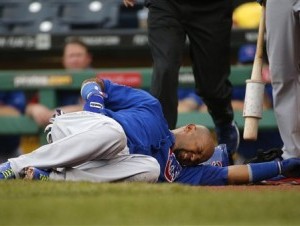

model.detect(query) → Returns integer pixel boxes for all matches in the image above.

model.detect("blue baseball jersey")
[99,80,228,185]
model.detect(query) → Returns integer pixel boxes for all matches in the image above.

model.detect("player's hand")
[81,81,102,101]
[49,109,65,123]
[123,0,135,7]
[44,123,53,144]
[280,158,300,178]
[44,109,65,144]
[83,94,105,114]
[257,0,265,6]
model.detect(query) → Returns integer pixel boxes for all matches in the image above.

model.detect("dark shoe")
[260,175,300,185]
[244,148,283,164]
[215,121,240,163]
[0,162,15,180]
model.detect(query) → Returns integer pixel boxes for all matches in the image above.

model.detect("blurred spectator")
[26,37,93,126]
[63,37,93,70]
[177,89,205,113]
[0,91,26,161]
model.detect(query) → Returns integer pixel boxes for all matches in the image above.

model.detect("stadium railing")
[0,65,277,143]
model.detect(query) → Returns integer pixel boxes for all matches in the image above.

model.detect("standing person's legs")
[183,0,238,157]
[185,0,233,126]
[148,0,186,129]
[266,0,300,159]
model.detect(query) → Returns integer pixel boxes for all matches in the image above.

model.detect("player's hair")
[63,37,90,54]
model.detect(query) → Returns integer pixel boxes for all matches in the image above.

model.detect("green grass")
[0,181,300,226]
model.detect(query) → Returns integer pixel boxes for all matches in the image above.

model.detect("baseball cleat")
[215,121,240,164]
[260,175,300,185]
[24,167,50,181]
[0,162,15,180]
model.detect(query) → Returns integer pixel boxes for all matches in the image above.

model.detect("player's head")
[172,124,215,166]
[62,37,92,70]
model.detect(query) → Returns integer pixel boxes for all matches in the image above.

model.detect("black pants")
[148,0,234,129]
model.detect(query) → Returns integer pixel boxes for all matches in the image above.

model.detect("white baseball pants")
[9,111,160,182]
[266,0,300,158]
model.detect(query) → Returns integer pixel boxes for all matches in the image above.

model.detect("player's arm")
[227,165,250,184]
[80,78,106,114]
[227,158,300,184]
[81,77,160,113]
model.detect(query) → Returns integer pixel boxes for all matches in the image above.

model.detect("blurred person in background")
[262,0,300,160]
[0,91,26,161]
[25,37,93,127]
[177,88,206,113]
[62,37,93,71]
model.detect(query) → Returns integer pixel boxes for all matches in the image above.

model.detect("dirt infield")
[201,184,300,192]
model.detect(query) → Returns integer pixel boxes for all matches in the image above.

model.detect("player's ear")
[184,124,196,132]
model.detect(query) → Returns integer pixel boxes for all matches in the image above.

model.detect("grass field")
[0,181,300,226]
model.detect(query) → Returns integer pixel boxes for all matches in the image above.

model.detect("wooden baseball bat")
[243,5,266,140]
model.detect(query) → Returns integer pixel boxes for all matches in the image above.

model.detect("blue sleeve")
[175,165,228,186]
[102,79,160,112]
[100,80,171,155]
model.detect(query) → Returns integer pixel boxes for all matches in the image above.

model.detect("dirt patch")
[201,184,300,191]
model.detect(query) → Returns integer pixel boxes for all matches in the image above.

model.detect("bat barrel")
[243,117,259,140]
[242,5,266,141]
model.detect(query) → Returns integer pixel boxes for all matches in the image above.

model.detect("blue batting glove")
[81,81,102,101]
[83,93,105,114]
[280,158,300,178]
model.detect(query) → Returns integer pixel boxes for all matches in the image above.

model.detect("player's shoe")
[260,175,300,185]
[24,167,50,181]
[215,121,240,164]
[0,162,15,180]
[244,148,283,164]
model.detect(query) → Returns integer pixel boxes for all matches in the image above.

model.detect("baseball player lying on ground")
[0,78,299,185]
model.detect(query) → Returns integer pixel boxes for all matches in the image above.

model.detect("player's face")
[173,125,215,166]
[174,148,208,166]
